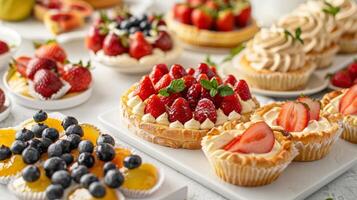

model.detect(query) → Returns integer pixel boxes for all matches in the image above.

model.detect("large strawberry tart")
[120,63,260,149]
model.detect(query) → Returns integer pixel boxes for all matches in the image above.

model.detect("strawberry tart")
[87,12,182,73]
[120,63,260,149]
[202,121,297,186]
[166,0,259,48]
[322,84,357,143]
[252,97,341,161]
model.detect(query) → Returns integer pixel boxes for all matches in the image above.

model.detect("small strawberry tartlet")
[165,0,259,48]
[87,12,182,73]
[3,40,93,109]
[252,97,341,161]
[120,63,260,149]
[322,84,357,143]
[202,121,297,186]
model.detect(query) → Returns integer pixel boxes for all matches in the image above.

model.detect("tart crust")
[120,85,260,149]
[165,12,259,48]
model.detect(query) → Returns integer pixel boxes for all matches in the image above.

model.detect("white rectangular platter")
[99,109,357,200]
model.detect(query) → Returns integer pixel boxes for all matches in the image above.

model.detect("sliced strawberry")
[223,121,275,154]
[150,64,168,84]
[185,83,202,109]
[173,3,193,24]
[223,75,237,86]
[331,71,353,88]
[169,64,187,79]
[186,68,195,75]
[191,8,213,29]
[129,32,153,59]
[145,94,166,118]
[216,9,235,32]
[154,31,173,51]
[103,33,127,56]
[220,94,242,115]
[234,80,252,101]
[168,97,193,123]
[182,75,197,89]
[277,102,309,132]
[347,62,357,80]
[134,75,156,101]
[342,98,357,115]
[160,93,181,107]
[26,57,58,80]
[14,56,31,77]
[194,63,215,78]
[194,98,217,123]
[297,97,321,121]
[339,84,357,114]
[35,40,67,63]
[154,74,172,91]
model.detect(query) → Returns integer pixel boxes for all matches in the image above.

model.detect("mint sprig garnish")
[284,27,304,44]
[323,1,340,17]
[222,44,246,63]
[159,79,185,97]
[200,78,234,97]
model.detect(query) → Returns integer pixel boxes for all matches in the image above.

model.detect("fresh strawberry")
[150,64,168,84]
[169,64,187,79]
[339,84,357,115]
[347,62,357,80]
[129,32,153,59]
[185,83,202,109]
[182,75,197,89]
[277,101,309,132]
[186,68,195,75]
[155,74,172,91]
[103,33,127,56]
[220,94,242,115]
[223,75,237,86]
[154,63,169,74]
[144,94,166,118]
[205,0,219,10]
[213,94,223,108]
[234,80,251,101]
[191,8,213,29]
[331,71,353,88]
[26,57,57,80]
[342,98,357,115]
[0,88,5,110]
[223,121,275,154]
[41,0,63,9]
[194,98,217,123]
[62,62,92,93]
[197,73,209,81]
[33,69,63,98]
[297,97,321,121]
[173,3,193,24]
[235,6,251,27]
[194,63,215,78]
[160,93,181,107]
[216,10,235,31]
[211,66,217,74]
[86,26,107,53]
[134,75,156,100]
[34,40,67,63]
[188,0,206,7]
[0,40,9,55]
[154,31,173,51]
[168,97,193,123]
[14,56,31,77]
[212,76,222,85]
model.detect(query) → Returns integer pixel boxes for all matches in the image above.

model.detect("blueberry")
[51,170,72,189]
[129,17,140,26]
[28,138,45,154]
[10,140,27,154]
[56,140,71,153]
[41,138,53,150]
[89,182,106,198]
[95,143,115,162]
[31,123,48,138]
[103,162,116,175]
[129,27,139,34]
[46,184,64,200]
[22,165,40,182]
[80,173,98,188]
[78,140,94,153]
[66,134,81,150]
[139,21,151,30]
[33,110,48,122]
[47,143,62,158]
[71,165,89,183]
[78,152,95,168]
[15,128,34,141]
[124,155,142,169]
[96,134,115,146]
[61,116,78,130]
[0,145,12,161]
[65,125,83,137]
[104,169,124,188]
[43,157,67,178]
[42,128,59,142]
[22,147,40,164]
[61,153,74,165]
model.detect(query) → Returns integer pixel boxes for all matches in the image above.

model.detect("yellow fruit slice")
[112,147,131,169]
[12,167,50,193]
[68,186,120,200]
[122,163,158,190]
[0,128,16,146]
[81,124,101,144]
[23,118,64,133]
[0,155,26,177]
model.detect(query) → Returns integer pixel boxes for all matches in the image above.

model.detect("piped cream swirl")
[327,0,357,34]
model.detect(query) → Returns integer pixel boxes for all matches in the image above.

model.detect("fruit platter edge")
[99,109,357,200]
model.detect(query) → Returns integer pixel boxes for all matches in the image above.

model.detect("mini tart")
[0,155,27,184]
[201,122,297,186]
[338,32,357,53]
[322,89,357,143]
[252,102,341,161]
[67,186,125,200]
[165,12,259,48]
[120,85,260,149]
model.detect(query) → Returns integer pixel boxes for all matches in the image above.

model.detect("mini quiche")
[120,63,260,149]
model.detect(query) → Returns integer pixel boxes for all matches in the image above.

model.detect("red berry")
[35,41,67,63]
[33,69,63,98]
[62,64,92,93]
[182,75,197,89]
[197,73,209,81]
[26,57,58,80]
[129,32,153,59]
[149,64,168,84]
[220,94,242,115]
[194,63,215,78]
[134,76,156,101]
[191,8,213,29]
[347,62,357,80]
[216,10,235,31]
[339,84,357,115]
[235,6,251,27]
[185,83,202,109]
[297,97,321,121]
[223,75,237,86]
[145,94,166,118]
[173,3,193,24]
[160,93,181,107]
[234,80,252,101]
[14,56,31,78]
[103,33,127,56]
[168,97,193,124]
[154,74,172,91]
[86,26,106,53]
[169,64,187,79]
[331,71,353,88]
[194,98,217,123]
[211,76,222,85]
[154,31,173,51]
[188,0,206,7]
[186,68,195,75]
[205,0,219,10]
[277,101,309,132]
[0,88,5,110]
[0,40,9,55]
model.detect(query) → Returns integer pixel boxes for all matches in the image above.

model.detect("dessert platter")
[2,41,93,110]
[87,11,182,73]
[0,26,21,69]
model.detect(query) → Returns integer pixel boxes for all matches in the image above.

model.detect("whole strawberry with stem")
[103,33,128,56]
[26,57,58,80]
[33,69,63,98]
[173,3,193,24]
[62,61,92,93]
[0,40,9,55]
[191,8,213,29]
[168,97,193,124]
[86,25,108,53]
[235,6,251,27]
[216,9,235,32]
[154,31,173,51]
[194,98,217,123]
[34,40,67,63]
[129,32,153,59]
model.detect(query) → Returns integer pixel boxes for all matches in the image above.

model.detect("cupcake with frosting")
[237,27,316,91]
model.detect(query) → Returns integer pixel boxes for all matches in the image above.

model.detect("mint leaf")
[200,79,213,90]
[158,89,170,97]
[211,78,218,88]
[205,55,217,67]
[169,79,185,93]
[295,27,304,44]
[222,44,245,63]
[218,85,234,96]
[323,2,340,16]
[210,89,218,97]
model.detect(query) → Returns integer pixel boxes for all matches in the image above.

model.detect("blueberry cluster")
[117,15,152,36]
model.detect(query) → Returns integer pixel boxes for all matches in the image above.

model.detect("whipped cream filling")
[327,0,357,34]
[324,92,357,120]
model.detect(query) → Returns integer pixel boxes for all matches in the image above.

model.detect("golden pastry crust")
[165,12,259,48]
[120,85,260,149]
[82,0,122,8]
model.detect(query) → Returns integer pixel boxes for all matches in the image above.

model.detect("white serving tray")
[99,109,357,200]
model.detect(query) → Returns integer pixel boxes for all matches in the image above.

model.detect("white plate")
[2,72,93,110]
[0,93,11,122]
[99,108,357,200]
[0,26,21,70]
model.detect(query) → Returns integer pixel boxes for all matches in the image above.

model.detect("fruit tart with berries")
[202,121,297,186]
[322,84,357,143]
[251,96,341,161]
[166,0,259,48]
[87,11,182,73]
[4,40,93,109]
[120,63,260,149]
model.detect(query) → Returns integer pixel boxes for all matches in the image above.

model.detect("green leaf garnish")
[222,44,246,63]
[323,1,340,16]
[284,28,304,44]
[205,55,217,67]
[158,79,185,97]
[218,85,234,96]
[200,79,213,90]
[200,78,234,97]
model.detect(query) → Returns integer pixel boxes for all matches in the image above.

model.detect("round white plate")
[3,72,93,110]
[0,93,11,122]
[0,26,21,70]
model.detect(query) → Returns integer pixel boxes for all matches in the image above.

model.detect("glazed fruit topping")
[103,32,127,56]
[220,94,242,116]
[62,61,92,93]
[194,98,217,123]
[34,40,67,63]
[145,94,166,118]
[0,40,9,55]
[168,97,193,123]
[330,60,357,88]
[297,97,321,120]
[223,121,275,154]
[33,69,64,98]
[235,80,252,101]
[134,75,156,100]
[26,57,57,80]
[97,134,115,146]
[339,84,357,115]
[277,101,310,132]
[150,64,169,84]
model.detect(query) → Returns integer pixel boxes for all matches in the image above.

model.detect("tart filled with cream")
[202,121,297,186]
[120,63,260,149]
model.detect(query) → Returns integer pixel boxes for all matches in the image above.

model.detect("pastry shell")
[338,33,357,53]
